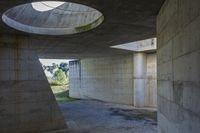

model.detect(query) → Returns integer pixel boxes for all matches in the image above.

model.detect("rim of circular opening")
[2,1,104,35]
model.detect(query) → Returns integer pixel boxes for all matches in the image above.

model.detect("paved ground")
[59,100,157,133]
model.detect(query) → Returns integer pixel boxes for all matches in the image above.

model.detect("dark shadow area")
[109,108,157,125]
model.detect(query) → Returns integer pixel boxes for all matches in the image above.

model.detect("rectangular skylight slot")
[111,38,157,52]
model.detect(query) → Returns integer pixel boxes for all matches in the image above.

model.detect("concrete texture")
[134,53,147,107]
[146,54,157,107]
[111,38,157,52]
[2,2,104,35]
[5,0,200,133]
[0,39,67,133]
[69,55,134,105]
[69,53,157,108]
[157,0,200,132]
[133,53,157,108]
[0,0,164,59]
[59,100,157,133]
[69,60,82,99]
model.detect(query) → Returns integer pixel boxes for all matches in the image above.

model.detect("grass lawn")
[51,86,79,102]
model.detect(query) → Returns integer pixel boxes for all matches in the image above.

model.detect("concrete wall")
[69,53,157,107]
[157,0,200,132]
[146,54,157,107]
[0,35,67,133]
[70,55,134,105]
[69,60,82,99]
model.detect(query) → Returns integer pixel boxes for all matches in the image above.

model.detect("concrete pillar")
[0,35,67,133]
[133,53,147,107]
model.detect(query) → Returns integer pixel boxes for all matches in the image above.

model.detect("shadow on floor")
[59,100,157,133]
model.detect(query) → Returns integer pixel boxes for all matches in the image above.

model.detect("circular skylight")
[2,1,104,35]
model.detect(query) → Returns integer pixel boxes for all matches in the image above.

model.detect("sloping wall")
[0,35,67,133]
[69,53,157,107]
[157,0,200,132]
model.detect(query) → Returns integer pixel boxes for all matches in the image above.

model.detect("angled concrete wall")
[69,53,157,107]
[157,0,200,132]
[0,35,67,133]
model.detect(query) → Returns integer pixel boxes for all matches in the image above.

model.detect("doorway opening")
[39,59,79,102]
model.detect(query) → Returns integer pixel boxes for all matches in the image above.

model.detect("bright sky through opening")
[31,1,65,12]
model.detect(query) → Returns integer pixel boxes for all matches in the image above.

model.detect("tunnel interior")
[0,0,200,133]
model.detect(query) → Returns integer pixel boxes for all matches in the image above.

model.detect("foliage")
[58,62,69,75]
[49,80,63,86]
[43,63,58,74]
[42,61,77,102]
[43,62,69,75]
[52,87,79,102]
[53,69,69,85]
[42,62,69,86]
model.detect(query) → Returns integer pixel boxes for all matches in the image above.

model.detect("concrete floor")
[59,100,157,133]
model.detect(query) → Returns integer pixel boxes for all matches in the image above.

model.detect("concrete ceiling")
[0,0,165,59]
[2,2,104,35]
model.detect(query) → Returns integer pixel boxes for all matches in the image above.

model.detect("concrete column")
[133,53,147,107]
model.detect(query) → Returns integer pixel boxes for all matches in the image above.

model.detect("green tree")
[54,69,68,85]
[59,62,69,75]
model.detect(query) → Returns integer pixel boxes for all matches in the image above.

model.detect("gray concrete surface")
[111,38,157,52]
[2,2,104,35]
[69,53,157,108]
[157,0,200,132]
[1,0,200,132]
[0,1,164,131]
[0,43,67,133]
[69,55,134,105]
[0,0,164,59]
[59,100,157,133]
[146,54,157,107]
[134,53,147,107]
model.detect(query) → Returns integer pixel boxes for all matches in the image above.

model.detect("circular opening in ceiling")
[2,1,104,35]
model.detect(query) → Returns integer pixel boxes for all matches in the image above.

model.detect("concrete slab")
[59,100,157,133]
